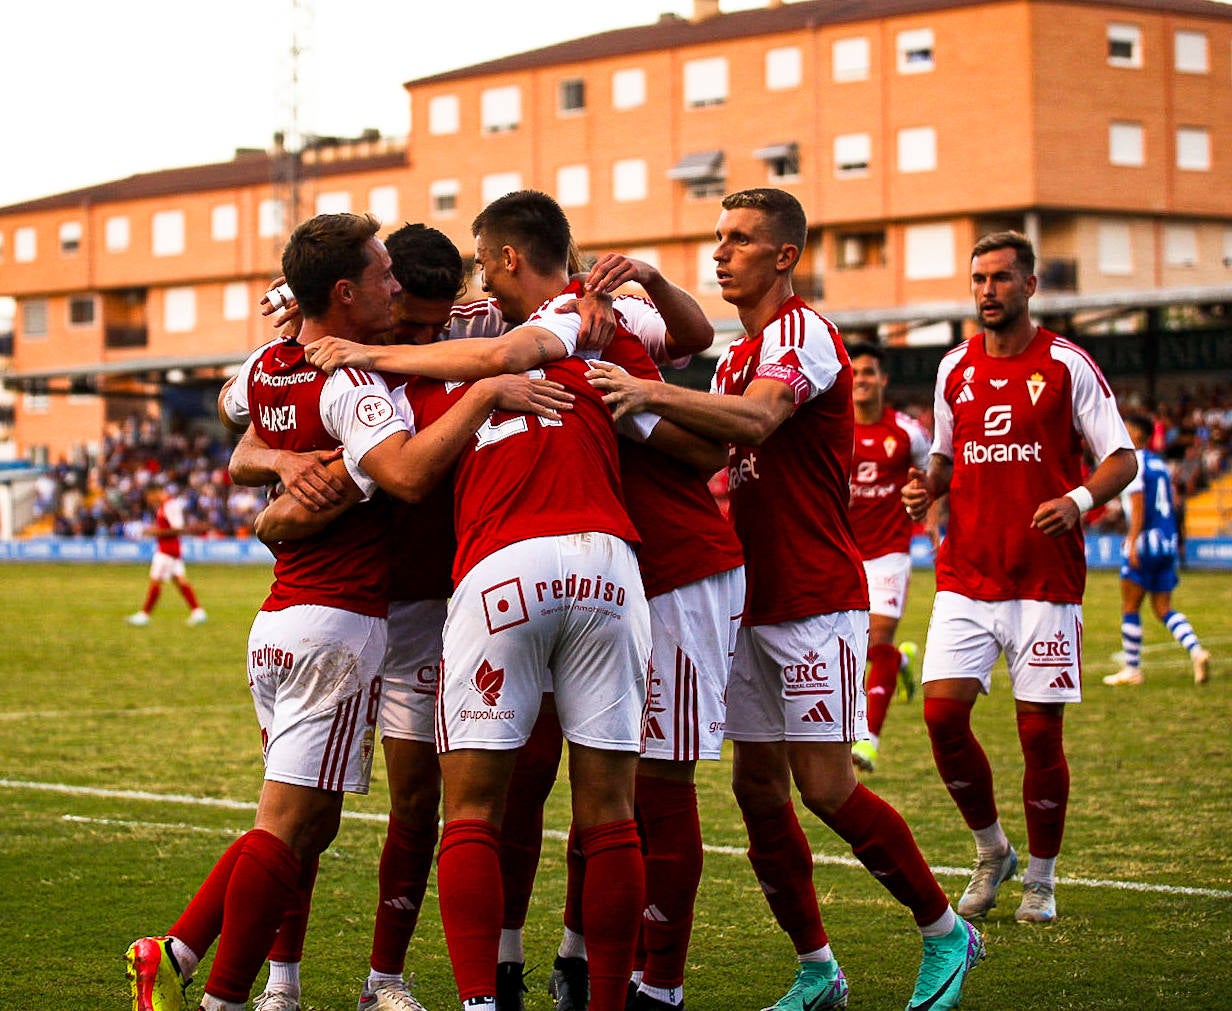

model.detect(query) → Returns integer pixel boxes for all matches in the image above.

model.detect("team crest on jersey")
[356,394,394,427]
[1027,372,1047,406]
[883,435,897,457]
[482,578,529,633]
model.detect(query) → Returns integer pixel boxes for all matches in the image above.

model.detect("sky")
[0,0,770,209]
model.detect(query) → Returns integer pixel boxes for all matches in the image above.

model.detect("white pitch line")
[0,704,250,722]
[14,779,1230,901]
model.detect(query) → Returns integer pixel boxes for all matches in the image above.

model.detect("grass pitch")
[0,562,1229,1009]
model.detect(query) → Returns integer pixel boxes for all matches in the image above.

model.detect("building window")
[755,142,800,181]
[897,28,935,74]
[1174,30,1208,73]
[627,246,661,271]
[668,150,726,198]
[428,94,460,134]
[612,68,646,109]
[897,127,937,173]
[223,282,250,321]
[613,159,648,202]
[556,165,590,207]
[259,199,285,238]
[482,172,522,205]
[835,231,887,270]
[68,295,95,326]
[696,241,721,294]
[316,191,351,214]
[834,133,872,177]
[59,221,82,256]
[1098,221,1133,274]
[105,216,130,252]
[1164,225,1198,267]
[15,227,36,263]
[22,299,48,336]
[164,288,196,333]
[152,210,185,256]
[1177,127,1211,170]
[1224,227,1232,267]
[832,37,870,82]
[1108,23,1142,68]
[23,393,50,415]
[559,78,586,114]
[684,57,728,107]
[904,223,955,280]
[766,46,802,90]
[211,204,238,241]
[430,179,460,216]
[368,186,399,225]
[1109,121,1145,166]
[481,86,521,132]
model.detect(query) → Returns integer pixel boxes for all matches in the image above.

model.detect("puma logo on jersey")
[259,403,297,432]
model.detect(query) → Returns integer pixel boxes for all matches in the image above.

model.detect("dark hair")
[721,187,808,252]
[281,213,380,319]
[1124,413,1154,439]
[472,190,571,276]
[846,341,885,365]
[386,223,466,300]
[971,230,1036,275]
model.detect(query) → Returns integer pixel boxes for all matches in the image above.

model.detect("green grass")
[1,563,1230,1009]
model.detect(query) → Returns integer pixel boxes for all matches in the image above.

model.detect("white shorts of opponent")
[247,604,386,793]
[862,551,912,621]
[379,598,446,744]
[921,591,1084,704]
[437,532,651,754]
[642,566,744,762]
[725,609,870,744]
[149,551,187,582]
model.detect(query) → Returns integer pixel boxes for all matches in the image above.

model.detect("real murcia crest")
[883,435,897,457]
[990,378,1008,389]
[1027,372,1047,406]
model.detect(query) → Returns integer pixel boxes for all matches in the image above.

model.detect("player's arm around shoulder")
[255,458,365,543]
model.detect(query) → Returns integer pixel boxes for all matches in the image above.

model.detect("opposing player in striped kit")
[904,230,1136,926]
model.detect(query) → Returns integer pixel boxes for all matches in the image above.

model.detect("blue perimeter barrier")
[1,534,1230,569]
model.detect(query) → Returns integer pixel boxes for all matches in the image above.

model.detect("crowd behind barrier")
[19,386,1232,546]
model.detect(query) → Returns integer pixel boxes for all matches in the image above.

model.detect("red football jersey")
[243,339,399,617]
[154,497,183,559]
[404,357,639,585]
[849,407,931,560]
[931,328,1131,603]
[711,295,868,625]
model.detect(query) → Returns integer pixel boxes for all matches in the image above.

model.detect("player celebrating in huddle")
[846,342,930,773]
[904,231,1136,925]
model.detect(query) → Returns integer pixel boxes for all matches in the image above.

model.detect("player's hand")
[483,375,575,420]
[1127,541,1141,569]
[585,252,656,294]
[304,337,373,373]
[276,448,347,511]
[558,290,617,351]
[1031,496,1081,537]
[585,360,649,421]
[260,276,303,333]
[902,467,933,522]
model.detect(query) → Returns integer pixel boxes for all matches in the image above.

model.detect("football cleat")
[126,936,188,1011]
[850,740,878,773]
[186,608,208,626]
[1015,881,1057,924]
[127,611,151,627]
[760,959,848,1011]
[897,641,919,702]
[629,990,685,1010]
[253,990,300,1011]
[956,845,1018,918]
[906,917,984,1010]
[1102,667,1143,686]
[497,960,530,1011]
[357,975,428,1011]
[1192,647,1211,686]
[547,955,587,1011]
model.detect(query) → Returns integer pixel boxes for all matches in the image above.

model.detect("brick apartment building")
[2,0,1231,461]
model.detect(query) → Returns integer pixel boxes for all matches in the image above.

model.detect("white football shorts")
[379,598,446,744]
[725,609,870,743]
[642,566,744,762]
[862,552,912,621]
[921,591,1084,704]
[149,551,187,582]
[437,532,651,754]
[248,604,386,794]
